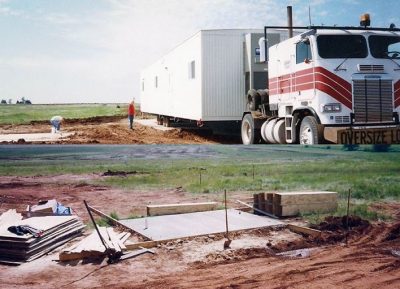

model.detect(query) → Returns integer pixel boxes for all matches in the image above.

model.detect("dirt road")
[0,116,240,144]
[0,174,399,288]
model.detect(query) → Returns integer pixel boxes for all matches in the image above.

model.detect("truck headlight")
[322,103,341,113]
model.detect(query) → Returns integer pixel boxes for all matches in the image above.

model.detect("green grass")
[1,145,399,201]
[0,103,128,125]
[302,199,391,224]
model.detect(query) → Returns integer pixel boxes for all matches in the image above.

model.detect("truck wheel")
[241,114,260,145]
[299,116,322,144]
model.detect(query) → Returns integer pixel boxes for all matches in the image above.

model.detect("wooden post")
[199,169,202,186]
[252,164,255,180]
[346,188,351,244]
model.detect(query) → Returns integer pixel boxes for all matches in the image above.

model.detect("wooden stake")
[252,164,255,180]
[199,169,202,186]
[345,188,351,245]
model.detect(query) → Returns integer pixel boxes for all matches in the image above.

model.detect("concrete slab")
[134,119,174,131]
[120,209,283,241]
[0,132,73,142]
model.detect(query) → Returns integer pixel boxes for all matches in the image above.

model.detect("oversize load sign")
[338,128,400,144]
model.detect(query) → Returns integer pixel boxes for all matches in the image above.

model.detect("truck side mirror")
[259,37,268,62]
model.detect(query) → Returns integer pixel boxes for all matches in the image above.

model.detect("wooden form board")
[59,227,130,262]
[146,202,218,216]
[88,205,150,240]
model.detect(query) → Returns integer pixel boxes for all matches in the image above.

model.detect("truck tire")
[257,89,269,104]
[264,118,278,144]
[299,116,322,144]
[241,114,260,145]
[247,89,261,111]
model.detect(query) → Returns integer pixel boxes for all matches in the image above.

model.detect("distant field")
[0,103,128,125]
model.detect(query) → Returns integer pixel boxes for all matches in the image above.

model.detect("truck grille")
[353,79,393,123]
[358,65,384,73]
[335,116,350,124]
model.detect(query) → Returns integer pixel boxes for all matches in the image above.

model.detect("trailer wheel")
[157,115,163,125]
[163,117,171,127]
[299,116,322,144]
[241,114,260,145]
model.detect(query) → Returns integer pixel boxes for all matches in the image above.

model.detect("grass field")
[1,145,399,222]
[0,103,128,125]
[1,145,399,201]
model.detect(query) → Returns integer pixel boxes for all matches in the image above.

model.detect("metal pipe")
[224,190,229,239]
[287,6,293,38]
[83,200,108,250]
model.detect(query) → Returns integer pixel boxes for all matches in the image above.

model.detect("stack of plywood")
[254,191,337,217]
[59,227,130,261]
[0,215,84,265]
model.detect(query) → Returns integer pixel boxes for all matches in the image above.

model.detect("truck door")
[278,42,295,103]
[295,39,313,101]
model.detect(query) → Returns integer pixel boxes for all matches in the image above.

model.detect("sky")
[0,0,399,104]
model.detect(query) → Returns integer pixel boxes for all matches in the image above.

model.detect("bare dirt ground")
[0,174,400,288]
[0,116,240,144]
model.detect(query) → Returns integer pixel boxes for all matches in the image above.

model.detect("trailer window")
[155,76,158,88]
[188,61,195,79]
[296,41,312,64]
[317,35,368,58]
[369,35,400,59]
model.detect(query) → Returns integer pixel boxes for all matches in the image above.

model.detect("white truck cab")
[242,17,400,145]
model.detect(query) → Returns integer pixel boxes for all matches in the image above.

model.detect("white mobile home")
[140,29,283,125]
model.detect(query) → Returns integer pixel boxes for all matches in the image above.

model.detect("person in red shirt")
[128,101,135,129]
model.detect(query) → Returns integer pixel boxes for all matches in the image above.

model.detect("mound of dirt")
[385,223,400,241]
[102,170,140,176]
[317,215,370,232]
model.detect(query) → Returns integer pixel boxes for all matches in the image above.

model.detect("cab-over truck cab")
[242,18,400,145]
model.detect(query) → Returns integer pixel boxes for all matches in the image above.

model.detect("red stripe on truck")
[268,66,352,109]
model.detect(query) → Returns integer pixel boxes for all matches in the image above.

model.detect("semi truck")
[140,8,400,144]
[243,12,400,145]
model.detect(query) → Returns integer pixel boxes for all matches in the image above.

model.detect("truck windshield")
[369,35,400,59]
[317,35,368,59]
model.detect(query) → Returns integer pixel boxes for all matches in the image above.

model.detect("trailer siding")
[140,29,262,122]
[140,32,203,120]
